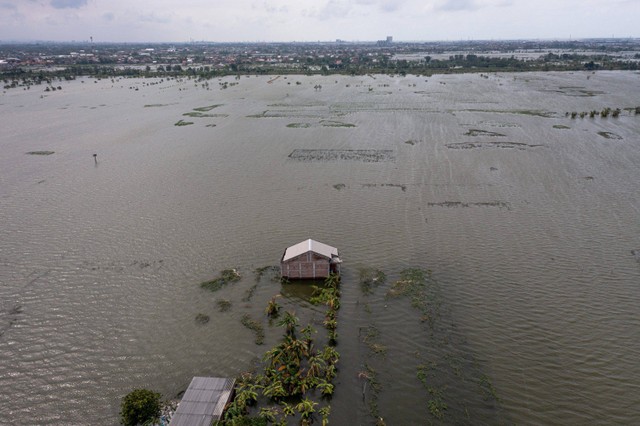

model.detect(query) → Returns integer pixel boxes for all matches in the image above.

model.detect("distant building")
[376,36,393,46]
[281,239,341,279]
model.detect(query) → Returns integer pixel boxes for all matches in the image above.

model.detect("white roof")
[282,239,338,262]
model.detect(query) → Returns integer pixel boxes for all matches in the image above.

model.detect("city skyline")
[1,0,638,43]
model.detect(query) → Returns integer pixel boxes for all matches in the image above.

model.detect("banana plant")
[319,405,331,426]
[277,311,299,337]
[296,397,318,421]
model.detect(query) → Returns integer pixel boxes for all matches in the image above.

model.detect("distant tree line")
[2,52,638,89]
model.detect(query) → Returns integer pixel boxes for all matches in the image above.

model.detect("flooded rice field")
[1,71,640,424]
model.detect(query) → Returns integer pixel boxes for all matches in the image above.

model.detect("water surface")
[1,71,639,424]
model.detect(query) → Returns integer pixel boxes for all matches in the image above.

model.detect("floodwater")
[1,71,640,425]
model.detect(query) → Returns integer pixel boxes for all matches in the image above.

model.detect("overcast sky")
[0,0,638,43]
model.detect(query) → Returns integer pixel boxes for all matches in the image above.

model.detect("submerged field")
[1,71,640,424]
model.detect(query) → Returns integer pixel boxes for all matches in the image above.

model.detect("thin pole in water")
[93,154,97,164]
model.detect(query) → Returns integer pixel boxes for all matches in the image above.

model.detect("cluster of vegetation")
[385,269,451,419]
[359,268,386,295]
[567,106,640,119]
[217,274,341,425]
[319,120,356,128]
[361,326,387,356]
[416,364,447,420]
[217,299,233,312]
[119,389,162,426]
[26,151,55,155]
[359,363,383,423]
[200,269,241,292]
[464,129,506,137]
[253,266,281,284]
[355,268,386,424]
[195,313,210,324]
[567,107,619,119]
[241,314,265,345]
[388,269,439,334]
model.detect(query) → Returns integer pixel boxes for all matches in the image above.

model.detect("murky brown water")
[1,71,640,425]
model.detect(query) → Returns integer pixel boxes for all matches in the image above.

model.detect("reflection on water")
[1,72,640,424]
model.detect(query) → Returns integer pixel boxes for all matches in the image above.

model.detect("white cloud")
[0,0,637,42]
[437,0,477,12]
[50,0,88,9]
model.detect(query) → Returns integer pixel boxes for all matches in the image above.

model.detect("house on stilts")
[280,239,341,279]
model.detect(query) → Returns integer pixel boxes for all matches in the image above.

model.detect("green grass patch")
[386,269,427,298]
[253,266,280,283]
[320,120,356,128]
[478,374,500,402]
[359,268,386,295]
[241,314,265,345]
[174,119,194,126]
[361,326,387,356]
[242,284,258,302]
[195,313,210,324]
[286,122,312,128]
[597,131,623,140]
[553,124,571,129]
[182,111,215,117]
[461,109,556,118]
[386,268,440,328]
[464,129,506,137]
[427,388,448,420]
[333,183,346,191]
[360,363,381,419]
[216,299,232,312]
[193,104,223,112]
[200,269,241,292]
[26,151,54,155]
[417,363,435,384]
